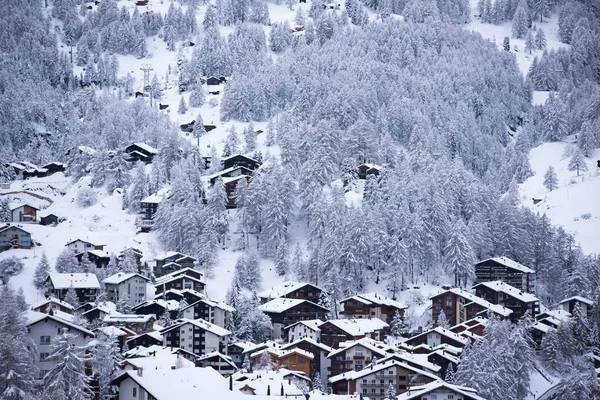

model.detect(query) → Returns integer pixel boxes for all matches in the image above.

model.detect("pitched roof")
[102,272,150,285]
[258,298,327,314]
[32,296,75,311]
[131,142,158,154]
[329,359,439,384]
[0,224,30,235]
[221,153,259,163]
[280,337,334,353]
[473,280,538,303]
[478,257,535,273]
[183,298,236,313]
[433,288,513,317]
[25,311,95,336]
[283,319,324,332]
[559,295,593,306]
[48,273,100,289]
[327,337,391,358]
[319,318,389,336]
[257,281,322,300]
[160,318,231,337]
[65,238,103,247]
[126,330,164,344]
[104,314,156,323]
[395,380,485,400]
[206,166,253,181]
[341,293,407,309]
[141,188,171,204]
[10,203,40,211]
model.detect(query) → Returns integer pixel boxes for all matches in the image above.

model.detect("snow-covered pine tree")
[0,285,37,400]
[443,219,475,288]
[43,330,93,400]
[106,153,130,193]
[535,28,547,50]
[178,96,188,114]
[34,252,51,290]
[312,372,323,392]
[242,354,252,372]
[178,298,189,319]
[256,350,274,371]
[127,163,149,213]
[436,309,450,329]
[543,165,558,191]
[390,310,404,337]
[91,334,123,400]
[65,284,80,307]
[444,363,456,383]
[511,0,529,38]
[387,382,396,400]
[244,124,257,153]
[503,36,510,51]
[189,86,205,108]
[524,30,535,54]
[568,147,588,176]
[0,197,11,221]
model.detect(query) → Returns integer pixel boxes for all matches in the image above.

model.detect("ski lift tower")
[140,64,154,106]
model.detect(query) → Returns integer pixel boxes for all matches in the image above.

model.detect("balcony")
[354,356,365,360]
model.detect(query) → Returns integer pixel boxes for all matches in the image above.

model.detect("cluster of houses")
[20,250,596,400]
[4,161,66,180]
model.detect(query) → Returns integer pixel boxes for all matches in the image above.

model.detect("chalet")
[94,325,129,349]
[44,273,101,304]
[284,319,323,342]
[318,318,389,349]
[139,189,171,231]
[26,311,95,379]
[153,251,197,277]
[39,213,59,226]
[161,318,231,355]
[448,316,488,337]
[207,166,254,186]
[430,288,513,327]
[78,301,116,323]
[531,320,555,348]
[473,280,540,322]
[154,267,205,295]
[357,163,382,179]
[102,272,151,307]
[196,352,238,375]
[124,143,158,163]
[395,380,485,400]
[41,162,66,175]
[126,331,163,349]
[231,369,308,396]
[258,281,324,304]
[223,175,251,208]
[221,154,261,171]
[376,351,442,377]
[132,298,179,320]
[65,239,105,254]
[181,297,235,328]
[228,342,256,367]
[0,224,33,251]
[32,296,75,314]
[121,345,197,370]
[329,359,438,397]
[154,288,205,306]
[118,247,144,269]
[103,314,156,334]
[206,76,221,86]
[474,257,536,292]
[5,162,27,179]
[258,298,329,339]
[327,337,390,377]
[76,249,111,268]
[10,204,39,222]
[341,293,407,326]
[250,347,315,377]
[112,365,233,400]
[559,296,593,318]
[280,338,333,381]
[403,327,469,349]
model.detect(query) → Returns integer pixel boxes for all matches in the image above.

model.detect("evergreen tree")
[188,86,205,108]
[503,36,510,51]
[244,125,257,153]
[34,252,51,290]
[178,96,188,114]
[390,310,404,336]
[524,30,535,54]
[65,284,80,307]
[535,28,547,50]
[543,165,558,191]
[256,350,274,371]
[443,219,475,288]
[242,354,252,372]
[512,0,529,39]
[436,309,450,328]
[0,286,37,400]
[445,363,456,383]
[43,330,92,400]
[91,334,122,400]
[127,163,149,213]
[106,153,130,193]
[568,148,587,177]
[387,383,396,400]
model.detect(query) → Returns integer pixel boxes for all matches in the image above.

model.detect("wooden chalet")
[395,380,485,400]
[76,249,111,268]
[223,175,251,208]
[403,327,469,349]
[42,162,66,175]
[195,352,238,375]
[124,143,158,163]
[206,76,222,86]
[258,281,324,304]
[0,224,33,251]
[430,288,513,327]
[154,288,205,305]
[126,331,163,349]
[250,348,315,377]
[65,239,105,254]
[40,213,59,226]
[154,267,205,295]
[10,204,39,222]
[32,296,75,314]
[474,257,536,293]
[357,163,382,179]
[221,154,261,171]
[153,251,197,277]
[340,293,407,326]
[103,314,156,334]
[326,337,390,377]
[559,296,593,318]
[258,298,329,340]
[139,189,170,232]
[280,338,333,382]
[207,165,253,186]
[44,273,101,304]
[473,280,540,322]
[132,299,178,320]
[318,318,389,349]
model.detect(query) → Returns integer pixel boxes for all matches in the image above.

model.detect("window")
[448,396,454,399]
[40,335,51,345]
[446,299,452,306]
[39,353,50,361]
[299,356,306,364]
[133,387,137,397]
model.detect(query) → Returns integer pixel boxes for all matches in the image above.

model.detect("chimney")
[137,367,144,377]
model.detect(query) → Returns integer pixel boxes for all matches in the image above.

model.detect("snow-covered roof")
[141,188,171,204]
[232,369,306,396]
[359,163,382,170]
[320,318,389,336]
[473,281,539,303]
[131,142,158,154]
[0,224,30,234]
[133,299,180,312]
[395,380,485,400]
[10,203,39,211]
[328,337,391,358]
[161,318,231,337]
[258,281,322,300]
[65,238,104,247]
[126,330,164,345]
[123,350,195,371]
[184,297,235,313]
[436,288,513,317]
[329,359,438,383]
[7,162,26,170]
[32,296,75,311]
[155,251,183,261]
[377,351,442,373]
[251,347,314,360]
[48,273,101,289]
[103,272,150,285]
[258,298,310,313]
[559,295,593,306]
[280,337,334,353]
[284,319,323,332]
[155,273,204,287]
[478,257,535,273]
[87,249,110,258]
[77,145,97,155]
[206,166,252,181]
[25,310,95,336]
[222,176,246,185]
[104,314,155,323]
[221,153,259,163]
[532,321,554,334]
[341,293,407,309]
[95,326,128,337]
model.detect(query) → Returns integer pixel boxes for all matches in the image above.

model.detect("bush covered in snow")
[76,187,97,208]
[0,256,24,282]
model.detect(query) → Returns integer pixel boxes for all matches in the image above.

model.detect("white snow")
[481,256,535,274]
[474,280,538,303]
[323,318,389,336]
[257,281,320,300]
[258,298,306,313]
[48,272,100,289]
